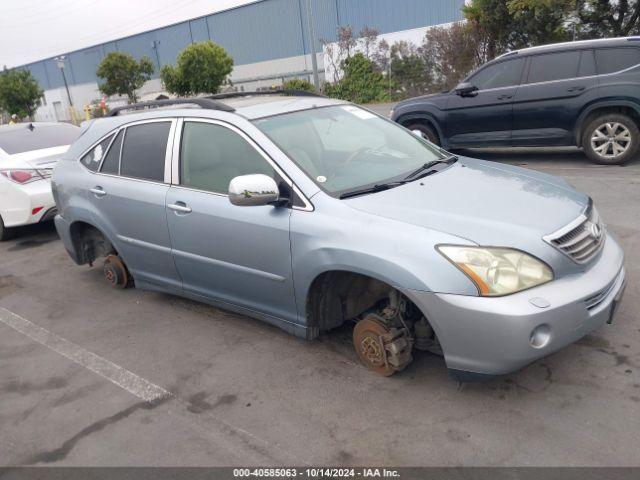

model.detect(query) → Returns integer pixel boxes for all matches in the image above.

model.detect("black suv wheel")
[406,123,440,146]
[582,113,639,165]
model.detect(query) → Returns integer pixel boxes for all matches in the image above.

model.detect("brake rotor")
[353,315,396,376]
[103,255,130,289]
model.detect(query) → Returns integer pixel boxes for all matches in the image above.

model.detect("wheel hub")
[591,122,631,159]
[353,315,413,376]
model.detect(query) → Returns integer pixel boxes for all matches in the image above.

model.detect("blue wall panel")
[25,61,50,90]
[16,0,465,86]
[206,0,305,65]
[336,0,464,35]
[298,0,340,54]
[43,57,65,89]
[68,46,103,84]
[115,31,160,76]
[189,18,209,43]
[155,22,193,67]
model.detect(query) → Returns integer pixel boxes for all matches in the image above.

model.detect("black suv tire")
[407,123,440,146]
[582,113,639,165]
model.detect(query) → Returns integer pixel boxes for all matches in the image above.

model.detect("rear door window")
[469,58,525,90]
[100,130,123,175]
[80,134,114,172]
[120,122,171,182]
[578,50,596,77]
[595,47,640,74]
[527,51,581,83]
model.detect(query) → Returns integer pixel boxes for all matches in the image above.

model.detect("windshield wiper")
[403,155,458,181]
[339,181,406,199]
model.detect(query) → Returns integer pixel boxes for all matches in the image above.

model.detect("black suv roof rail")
[208,89,324,99]
[107,97,236,117]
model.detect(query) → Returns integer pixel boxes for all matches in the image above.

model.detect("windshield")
[253,105,445,196]
[0,124,80,155]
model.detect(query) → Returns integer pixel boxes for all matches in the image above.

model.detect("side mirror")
[454,82,479,97]
[228,174,280,207]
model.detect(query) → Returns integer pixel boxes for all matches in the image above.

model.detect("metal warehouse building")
[19,0,464,121]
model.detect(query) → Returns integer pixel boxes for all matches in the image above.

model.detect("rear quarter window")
[119,122,171,182]
[595,47,640,74]
[80,134,114,172]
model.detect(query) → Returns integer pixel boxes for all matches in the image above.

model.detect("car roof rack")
[207,89,325,100]
[107,97,235,117]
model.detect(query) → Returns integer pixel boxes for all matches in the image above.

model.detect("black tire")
[581,113,639,165]
[0,216,14,242]
[406,123,440,146]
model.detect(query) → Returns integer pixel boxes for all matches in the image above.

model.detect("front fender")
[290,196,479,325]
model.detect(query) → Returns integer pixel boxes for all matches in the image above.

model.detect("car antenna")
[27,123,35,131]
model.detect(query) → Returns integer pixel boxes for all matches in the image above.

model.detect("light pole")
[305,0,320,92]
[55,56,73,108]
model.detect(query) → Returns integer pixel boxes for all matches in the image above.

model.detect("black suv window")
[469,58,525,90]
[180,121,275,194]
[595,47,640,74]
[527,51,581,83]
[81,134,114,172]
[120,122,171,182]
[100,130,123,175]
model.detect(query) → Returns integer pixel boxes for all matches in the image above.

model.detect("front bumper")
[0,178,56,227]
[404,234,626,379]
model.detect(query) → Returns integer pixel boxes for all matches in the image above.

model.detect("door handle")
[89,187,106,198]
[497,94,513,100]
[567,86,586,92]
[168,202,192,214]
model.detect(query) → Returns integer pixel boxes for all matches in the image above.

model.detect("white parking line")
[0,306,170,403]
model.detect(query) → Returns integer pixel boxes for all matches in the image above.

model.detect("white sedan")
[0,122,80,240]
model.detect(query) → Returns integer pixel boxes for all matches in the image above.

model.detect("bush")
[282,78,315,92]
[323,53,392,103]
[161,41,233,96]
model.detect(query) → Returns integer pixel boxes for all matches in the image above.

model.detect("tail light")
[0,169,52,184]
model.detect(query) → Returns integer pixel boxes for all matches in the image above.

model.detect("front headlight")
[437,245,554,296]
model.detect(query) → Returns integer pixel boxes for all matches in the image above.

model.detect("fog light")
[530,324,551,349]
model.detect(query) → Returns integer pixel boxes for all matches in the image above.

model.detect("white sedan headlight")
[437,245,554,296]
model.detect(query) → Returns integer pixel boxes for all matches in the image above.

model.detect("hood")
[395,91,448,108]
[344,157,589,268]
[3,145,69,170]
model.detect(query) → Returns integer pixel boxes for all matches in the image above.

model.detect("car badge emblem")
[588,222,602,240]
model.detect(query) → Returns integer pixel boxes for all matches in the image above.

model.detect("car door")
[511,50,598,146]
[444,57,525,147]
[165,118,298,323]
[87,119,182,291]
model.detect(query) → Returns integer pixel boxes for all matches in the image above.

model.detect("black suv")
[391,37,640,164]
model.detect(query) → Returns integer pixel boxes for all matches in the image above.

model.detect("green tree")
[161,41,233,96]
[324,53,392,103]
[282,78,316,92]
[389,41,432,97]
[463,0,570,58]
[575,0,640,38]
[96,52,154,104]
[0,67,43,119]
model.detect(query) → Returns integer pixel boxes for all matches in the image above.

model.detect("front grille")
[544,203,605,264]
[584,269,622,310]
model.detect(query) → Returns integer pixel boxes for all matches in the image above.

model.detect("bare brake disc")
[353,314,413,376]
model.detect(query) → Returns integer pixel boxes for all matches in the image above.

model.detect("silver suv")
[52,93,626,381]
